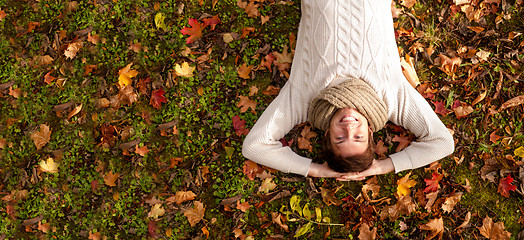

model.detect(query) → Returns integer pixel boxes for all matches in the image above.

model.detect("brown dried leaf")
[237,63,254,79]
[271,212,289,231]
[320,187,342,206]
[401,0,417,8]
[183,201,205,227]
[400,55,420,88]
[168,191,196,204]
[64,41,83,59]
[31,124,51,150]
[419,218,444,240]
[425,191,439,212]
[104,171,119,187]
[442,192,462,213]
[478,216,511,240]
[498,95,524,112]
[358,222,377,240]
[456,211,471,229]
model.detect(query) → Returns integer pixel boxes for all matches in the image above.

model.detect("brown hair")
[321,131,375,173]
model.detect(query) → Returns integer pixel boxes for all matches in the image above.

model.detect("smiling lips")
[340,115,358,123]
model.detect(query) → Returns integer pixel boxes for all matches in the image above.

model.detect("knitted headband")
[308,77,388,132]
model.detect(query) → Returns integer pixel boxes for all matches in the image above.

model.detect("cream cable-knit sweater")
[242,0,455,176]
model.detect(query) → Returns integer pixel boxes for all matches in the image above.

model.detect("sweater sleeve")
[242,83,313,176]
[387,81,455,172]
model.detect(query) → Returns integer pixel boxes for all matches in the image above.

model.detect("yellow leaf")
[148,203,165,219]
[39,157,59,173]
[396,172,418,196]
[258,178,276,193]
[154,12,167,31]
[118,63,139,87]
[514,146,524,157]
[175,62,195,77]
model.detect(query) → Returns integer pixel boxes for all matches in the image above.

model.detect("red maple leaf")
[432,101,451,116]
[498,175,517,198]
[150,88,167,109]
[180,18,203,44]
[202,15,220,30]
[232,115,249,136]
[423,173,442,193]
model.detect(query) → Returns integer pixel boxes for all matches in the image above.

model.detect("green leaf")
[155,12,167,31]
[322,217,331,224]
[293,222,313,238]
[290,195,302,216]
[315,207,322,222]
[515,146,524,157]
[303,203,312,220]
[224,146,234,159]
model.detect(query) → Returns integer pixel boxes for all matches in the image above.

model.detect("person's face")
[328,108,370,158]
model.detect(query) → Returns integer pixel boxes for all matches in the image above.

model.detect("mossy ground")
[0,0,523,239]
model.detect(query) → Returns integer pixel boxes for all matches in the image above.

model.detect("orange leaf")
[237,63,254,79]
[242,160,264,180]
[8,86,21,99]
[135,145,149,156]
[31,124,51,150]
[489,130,501,143]
[262,85,280,96]
[37,221,51,233]
[104,171,119,187]
[392,133,412,152]
[374,139,388,157]
[183,201,205,227]
[236,200,251,212]
[0,9,6,21]
[237,95,257,113]
[87,32,101,45]
[44,71,57,85]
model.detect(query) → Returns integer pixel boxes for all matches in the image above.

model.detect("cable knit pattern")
[242,0,454,176]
